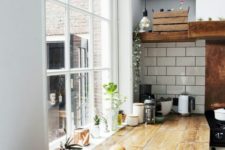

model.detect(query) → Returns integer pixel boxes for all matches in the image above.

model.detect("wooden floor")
[94,114,210,150]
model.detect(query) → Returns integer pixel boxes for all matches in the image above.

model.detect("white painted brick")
[186,86,205,95]
[176,57,195,66]
[148,48,166,56]
[192,105,205,114]
[176,76,195,85]
[143,57,156,66]
[186,67,205,76]
[195,96,205,105]
[148,67,166,75]
[157,76,175,85]
[142,76,157,84]
[152,85,167,94]
[157,57,175,66]
[167,67,185,75]
[176,42,195,47]
[186,47,205,56]
[196,40,206,47]
[167,86,185,95]
[196,57,205,66]
[142,43,157,48]
[157,42,176,48]
[167,48,185,56]
[196,76,205,85]
[141,48,148,57]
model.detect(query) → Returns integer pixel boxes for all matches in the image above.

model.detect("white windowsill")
[83,124,126,150]
[49,124,126,150]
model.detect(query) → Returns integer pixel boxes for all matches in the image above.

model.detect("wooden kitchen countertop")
[94,114,210,150]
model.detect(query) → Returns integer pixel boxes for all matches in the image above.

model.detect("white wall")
[196,0,225,20]
[132,0,144,28]
[0,0,48,150]
[118,0,133,114]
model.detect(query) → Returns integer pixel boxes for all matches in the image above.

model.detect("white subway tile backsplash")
[157,76,175,85]
[167,67,185,75]
[176,42,195,47]
[142,67,148,76]
[186,47,205,56]
[148,48,166,56]
[195,96,205,105]
[186,67,205,76]
[148,67,166,75]
[157,57,175,66]
[186,86,205,95]
[196,57,205,66]
[152,85,167,94]
[176,76,195,85]
[143,57,156,66]
[142,76,157,84]
[192,105,205,114]
[167,48,185,56]
[196,40,206,47]
[141,48,148,57]
[176,57,195,66]
[141,41,205,106]
[157,42,176,48]
[167,86,185,95]
[142,43,157,48]
[196,76,205,85]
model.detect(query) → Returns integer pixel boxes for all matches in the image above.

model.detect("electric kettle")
[178,94,195,115]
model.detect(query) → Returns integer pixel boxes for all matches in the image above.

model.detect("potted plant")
[92,115,100,138]
[103,82,127,131]
[58,129,82,150]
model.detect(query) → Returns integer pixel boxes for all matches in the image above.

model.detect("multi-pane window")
[46,0,114,146]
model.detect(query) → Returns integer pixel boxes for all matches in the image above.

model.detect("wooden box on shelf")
[152,9,189,32]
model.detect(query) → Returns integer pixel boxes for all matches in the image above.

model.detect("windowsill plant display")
[103,82,127,131]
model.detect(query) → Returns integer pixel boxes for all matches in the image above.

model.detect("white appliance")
[214,108,225,121]
[178,95,195,115]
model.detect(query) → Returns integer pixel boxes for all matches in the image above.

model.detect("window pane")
[46,0,65,36]
[93,0,111,19]
[70,0,89,11]
[93,17,110,68]
[46,0,65,69]
[94,70,110,115]
[47,75,66,143]
[70,11,90,68]
[47,42,65,69]
[71,73,89,129]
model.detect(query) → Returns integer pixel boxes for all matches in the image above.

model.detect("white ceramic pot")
[133,103,144,123]
[126,115,139,126]
[160,100,173,116]
[215,108,225,121]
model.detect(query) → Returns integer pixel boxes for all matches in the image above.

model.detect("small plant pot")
[92,125,100,138]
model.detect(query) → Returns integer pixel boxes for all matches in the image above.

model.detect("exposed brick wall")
[141,40,206,114]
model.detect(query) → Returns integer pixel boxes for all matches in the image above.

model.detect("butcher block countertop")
[94,114,209,150]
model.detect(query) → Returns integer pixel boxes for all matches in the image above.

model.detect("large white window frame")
[46,0,118,149]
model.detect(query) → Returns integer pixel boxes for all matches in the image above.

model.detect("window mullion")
[88,0,94,124]
[65,0,72,133]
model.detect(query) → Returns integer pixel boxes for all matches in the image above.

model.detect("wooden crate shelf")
[140,21,225,43]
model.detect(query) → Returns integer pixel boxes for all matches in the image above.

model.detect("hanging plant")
[133,26,142,93]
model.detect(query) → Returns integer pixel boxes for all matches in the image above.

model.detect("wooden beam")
[189,21,225,39]
[140,31,190,43]
[140,21,225,43]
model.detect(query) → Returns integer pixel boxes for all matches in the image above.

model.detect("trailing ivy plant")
[133,25,142,93]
